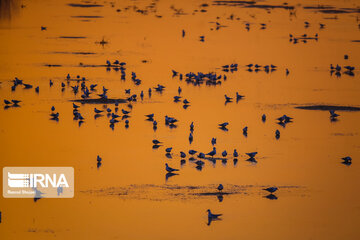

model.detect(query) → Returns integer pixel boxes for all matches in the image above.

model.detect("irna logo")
[3,167,74,198]
[8,172,69,188]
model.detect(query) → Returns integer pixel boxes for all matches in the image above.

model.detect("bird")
[342,156,352,163]
[145,113,154,119]
[23,83,32,89]
[50,112,59,119]
[224,95,232,102]
[174,96,181,102]
[11,100,21,105]
[190,122,194,131]
[166,147,172,153]
[263,187,278,194]
[207,209,222,219]
[218,122,228,128]
[243,126,248,135]
[165,163,179,173]
[211,138,216,145]
[262,114,266,122]
[329,110,339,118]
[180,151,186,158]
[207,147,216,158]
[97,155,102,162]
[222,151,227,157]
[73,103,79,109]
[178,86,182,95]
[189,150,197,155]
[122,109,130,115]
[246,152,257,158]
[183,99,190,105]
[233,149,238,158]
[275,130,280,139]
[236,92,244,101]
[4,100,11,105]
[51,106,55,111]
[94,108,103,114]
[217,184,223,192]
[153,140,161,145]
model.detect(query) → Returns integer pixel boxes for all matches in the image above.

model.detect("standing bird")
[217,184,224,192]
[207,147,216,158]
[233,149,238,158]
[165,163,179,173]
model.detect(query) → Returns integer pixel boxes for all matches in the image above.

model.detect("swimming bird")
[153,140,161,145]
[246,152,258,158]
[111,113,120,119]
[35,86,39,93]
[94,108,103,114]
[180,151,186,158]
[165,163,179,173]
[110,118,119,124]
[218,122,228,128]
[277,115,293,123]
[166,147,172,153]
[122,109,130,115]
[51,106,55,111]
[217,184,223,192]
[263,187,278,194]
[198,152,205,158]
[329,110,339,119]
[342,156,352,163]
[4,100,11,105]
[23,83,32,89]
[50,112,59,120]
[145,113,154,120]
[73,103,79,109]
[236,92,244,101]
[11,100,21,105]
[189,150,197,155]
[183,99,190,105]
[207,209,222,219]
[225,95,232,102]
[174,96,181,102]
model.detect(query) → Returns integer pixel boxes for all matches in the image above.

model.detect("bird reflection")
[33,188,44,202]
[217,194,224,202]
[165,172,178,182]
[264,194,278,200]
[94,114,103,119]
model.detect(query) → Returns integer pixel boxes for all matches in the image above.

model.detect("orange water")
[0,0,360,239]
